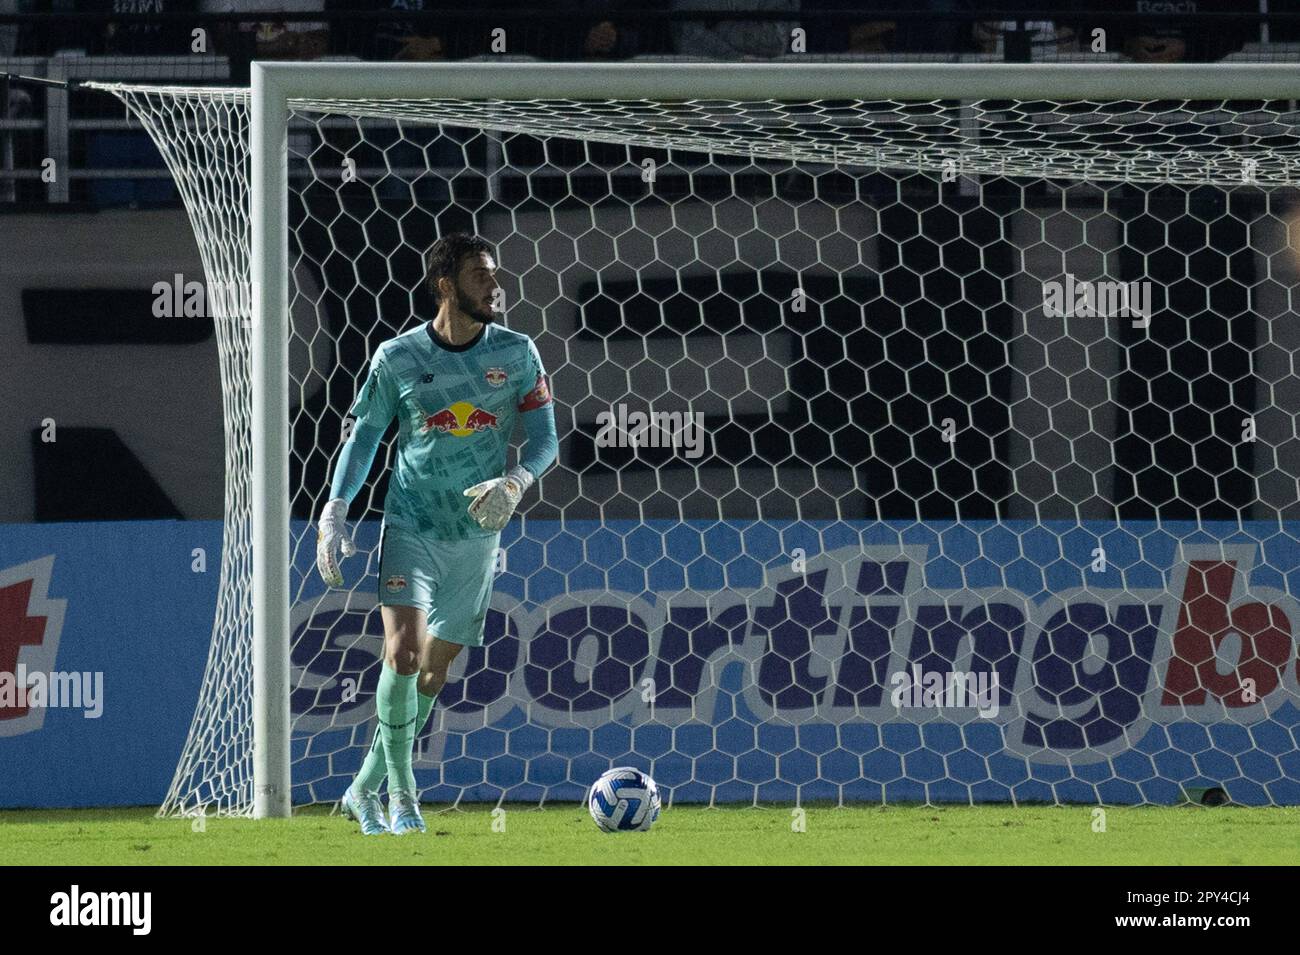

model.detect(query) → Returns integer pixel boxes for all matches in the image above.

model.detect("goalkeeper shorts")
[377,524,501,647]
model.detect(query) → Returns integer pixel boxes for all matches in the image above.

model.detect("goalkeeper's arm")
[465,403,558,531]
[330,421,388,504]
[516,400,559,486]
[316,421,386,587]
[318,346,398,587]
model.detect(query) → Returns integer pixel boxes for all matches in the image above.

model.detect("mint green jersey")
[348,322,552,541]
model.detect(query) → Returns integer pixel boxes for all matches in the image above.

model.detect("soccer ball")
[587,767,661,833]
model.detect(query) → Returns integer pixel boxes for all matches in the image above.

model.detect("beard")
[456,283,498,325]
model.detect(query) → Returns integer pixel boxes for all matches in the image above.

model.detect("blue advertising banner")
[0,521,219,808]
[292,518,1300,808]
[3,519,1299,807]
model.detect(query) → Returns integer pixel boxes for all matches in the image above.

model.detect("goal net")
[93,64,1300,816]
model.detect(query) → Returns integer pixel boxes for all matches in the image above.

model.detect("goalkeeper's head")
[427,233,499,325]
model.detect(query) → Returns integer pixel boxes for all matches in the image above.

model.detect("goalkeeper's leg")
[345,533,496,834]
[381,627,467,835]
[373,605,428,834]
[342,604,425,835]
[395,536,494,790]
[350,632,454,805]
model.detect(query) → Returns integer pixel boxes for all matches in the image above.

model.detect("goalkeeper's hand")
[316,497,356,588]
[463,466,533,532]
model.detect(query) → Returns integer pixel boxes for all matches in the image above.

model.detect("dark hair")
[426,233,495,304]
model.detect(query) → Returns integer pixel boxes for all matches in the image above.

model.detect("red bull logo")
[421,401,499,437]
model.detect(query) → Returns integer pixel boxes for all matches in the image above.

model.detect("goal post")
[92,61,1300,818]
[250,64,292,820]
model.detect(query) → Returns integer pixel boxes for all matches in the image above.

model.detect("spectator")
[546,1,655,60]
[1087,0,1245,62]
[584,18,619,57]
[846,20,894,54]
[669,0,801,59]
[202,0,330,62]
[972,19,1078,60]
[1123,22,1187,63]
[327,0,468,61]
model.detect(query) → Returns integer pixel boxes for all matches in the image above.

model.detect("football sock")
[377,664,418,796]
[353,688,438,795]
[416,689,436,738]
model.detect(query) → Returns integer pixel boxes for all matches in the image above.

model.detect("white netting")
[93,81,1300,815]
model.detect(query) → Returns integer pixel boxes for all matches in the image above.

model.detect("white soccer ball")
[587,767,661,833]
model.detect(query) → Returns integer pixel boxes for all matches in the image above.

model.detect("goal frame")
[248,61,1300,818]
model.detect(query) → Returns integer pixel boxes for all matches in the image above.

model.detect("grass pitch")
[3,803,1297,865]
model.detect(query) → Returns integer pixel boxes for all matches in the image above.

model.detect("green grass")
[3,803,1297,865]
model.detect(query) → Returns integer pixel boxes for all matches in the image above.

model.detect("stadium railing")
[4,6,1300,205]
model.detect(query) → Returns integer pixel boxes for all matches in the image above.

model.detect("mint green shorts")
[377,524,501,647]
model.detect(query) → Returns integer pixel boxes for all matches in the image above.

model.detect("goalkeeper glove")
[463,465,534,532]
[316,497,356,588]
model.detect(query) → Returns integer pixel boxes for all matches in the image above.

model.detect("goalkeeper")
[317,234,557,835]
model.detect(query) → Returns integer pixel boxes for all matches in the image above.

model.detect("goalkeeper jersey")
[343,322,554,541]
